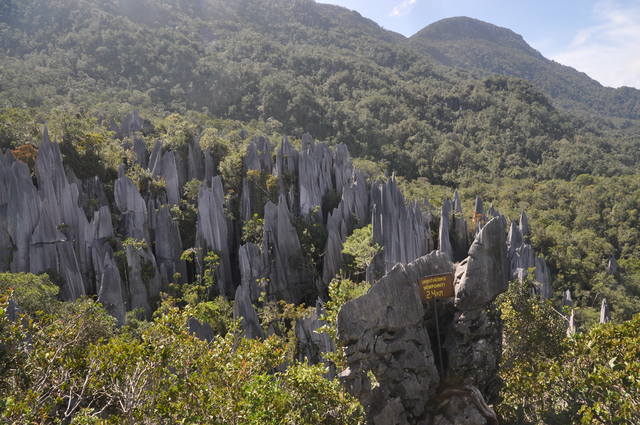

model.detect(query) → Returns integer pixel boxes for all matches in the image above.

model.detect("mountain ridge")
[408,16,640,120]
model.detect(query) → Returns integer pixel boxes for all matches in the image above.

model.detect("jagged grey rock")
[132,138,149,168]
[567,309,576,337]
[451,191,469,262]
[535,256,552,299]
[562,289,573,307]
[187,139,205,182]
[125,243,161,318]
[238,243,267,303]
[370,178,431,278]
[153,205,186,285]
[187,316,215,341]
[262,195,314,303]
[454,218,508,311]
[151,150,180,204]
[321,172,370,288]
[438,199,453,260]
[296,300,335,375]
[338,252,450,424]
[432,385,498,425]
[196,176,233,297]
[114,169,149,241]
[97,253,126,325]
[506,221,523,260]
[233,283,264,339]
[519,211,530,239]
[607,255,618,275]
[600,298,611,324]
[298,139,333,217]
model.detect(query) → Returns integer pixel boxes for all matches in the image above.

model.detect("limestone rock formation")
[196,176,233,297]
[298,137,333,217]
[454,218,508,311]
[600,298,611,324]
[451,191,469,262]
[438,199,453,260]
[562,289,573,307]
[233,282,264,339]
[370,178,432,278]
[262,195,314,303]
[607,255,618,275]
[296,300,335,375]
[338,252,451,424]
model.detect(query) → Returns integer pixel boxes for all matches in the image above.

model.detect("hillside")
[409,16,640,121]
[2,0,639,184]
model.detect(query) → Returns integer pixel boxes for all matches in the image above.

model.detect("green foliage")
[122,238,148,252]
[0,273,60,316]
[0,279,363,424]
[497,277,568,424]
[318,276,370,370]
[2,0,637,183]
[258,295,311,363]
[341,224,380,279]
[497,278,640,425]
[242,213,265,245]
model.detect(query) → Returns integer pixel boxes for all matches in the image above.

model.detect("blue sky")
[316,0,640,89]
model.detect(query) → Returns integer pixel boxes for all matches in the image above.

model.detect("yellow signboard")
[419,273,455,301]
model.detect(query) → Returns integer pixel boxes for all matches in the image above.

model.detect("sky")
[315,0,640,89]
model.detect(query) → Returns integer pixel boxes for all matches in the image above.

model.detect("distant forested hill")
[1,0,638,184]
[409,16,640,122]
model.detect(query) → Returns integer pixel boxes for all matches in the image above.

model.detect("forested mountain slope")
[1,0,638,184]
[409,16,640,121]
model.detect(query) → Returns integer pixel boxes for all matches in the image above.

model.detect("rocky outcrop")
[262,195,314,303]
[338,214,521,423]
[338,252,451,425]
[298,137,333,218]
[196,176,233,297]
[599,298,611,324]
[454,218,508,311]
[152,205,186,286]
[321,171,370,289]
[296,300,335,375]
[507,213,552,298]
[606,255,618,275]
[233,282,264,339]
[451,191,469,262]
[370,178,432,279]
[438,199,453,260]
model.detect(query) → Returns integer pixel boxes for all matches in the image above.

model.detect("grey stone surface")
[562,289,573,307]
[114,169,149,241]
[153,205,186,286]
[438,199,453,260]
[338,252,450,424]
[370,178,431,278]
[133,138,149,168]
[187,316,215,341]
[454,218,508,311]
[262,195,314,303]
[451,191,469,262]
[298,138,333,217]
[296,300,335,374]
[600,298,611,324]
[97,253,126,325]
[196,176,233,297]
[233,282,264,339]
[607,255,618,275]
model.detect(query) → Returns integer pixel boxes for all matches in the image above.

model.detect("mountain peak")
[411,16,536,55]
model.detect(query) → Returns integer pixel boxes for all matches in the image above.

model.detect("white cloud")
[390,0,417,17]
[551,1,640,89]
